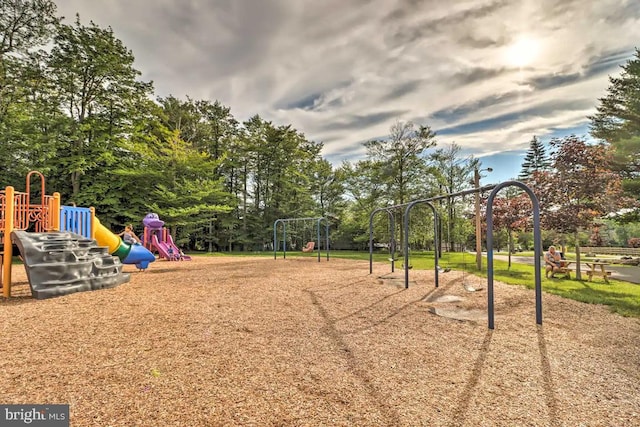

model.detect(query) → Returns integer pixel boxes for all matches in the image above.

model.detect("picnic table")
[558,260,574,278]
[585,261,612,283]
[546,260,574,278]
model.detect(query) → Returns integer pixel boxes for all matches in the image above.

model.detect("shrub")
[628,237,640,248]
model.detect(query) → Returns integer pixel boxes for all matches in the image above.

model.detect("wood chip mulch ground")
[1,256,639,426]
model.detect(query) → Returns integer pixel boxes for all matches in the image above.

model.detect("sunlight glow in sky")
[504,36,541,68]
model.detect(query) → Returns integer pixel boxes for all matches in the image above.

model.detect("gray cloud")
[584,48,637,76]
[325,110,411,132]
[527,73,583,91]
[278,92,324,111]
[601,1,640,24]
[449,67,511,87]
[437,99,596,135]
[380,79,423,102]
[431,92,524,123]
[456,34,509,49]
[526,47,640,91]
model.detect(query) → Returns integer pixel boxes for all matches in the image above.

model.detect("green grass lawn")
[204,250,640,318]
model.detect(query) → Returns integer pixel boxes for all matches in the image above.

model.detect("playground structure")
[273,217,330,262]
[142,213,191,261]
[369,181,543,330]
[0,171,155,299]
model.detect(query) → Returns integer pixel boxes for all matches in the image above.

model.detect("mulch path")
[1,256,639,426]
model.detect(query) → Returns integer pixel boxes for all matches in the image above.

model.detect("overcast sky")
[54,0,640,183]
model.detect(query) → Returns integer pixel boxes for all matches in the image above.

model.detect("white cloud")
[54,0,640,179]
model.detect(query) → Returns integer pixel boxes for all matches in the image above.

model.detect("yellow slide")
[93,217,155,269]
[93,217,121,253]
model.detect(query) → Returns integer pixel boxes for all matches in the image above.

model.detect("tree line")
[1,1,638,254]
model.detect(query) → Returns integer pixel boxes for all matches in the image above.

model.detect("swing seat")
[302,241,315,253]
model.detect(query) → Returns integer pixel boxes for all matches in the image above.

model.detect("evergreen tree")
[589,49,640,222]
[518,136,550,181]
[589,49,640,142]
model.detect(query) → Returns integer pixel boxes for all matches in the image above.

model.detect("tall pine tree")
[589,49,640,222]
[518,136,550,181]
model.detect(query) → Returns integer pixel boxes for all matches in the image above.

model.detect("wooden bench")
[585,262,612,283]
[586,270,612,281]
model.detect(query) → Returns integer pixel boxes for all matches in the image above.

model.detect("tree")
[518,136,551,181]
[538,135,628,279]
[590,49,640,142]
[0,0,59,183]
[46,17,153,203]
[338,160,387,249]
[430,143,475,252]
[0,0,59,119]
[141,130,234,237]
[309,158,345,219]
[231,115,325,250]
[491,193,532,268]
[364,121,437,206]
[589,49,640,221]
[364,121,437,251]
[157,96,242,249]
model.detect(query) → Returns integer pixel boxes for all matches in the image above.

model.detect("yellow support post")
[3,186,14,298]
[51,192,61,231]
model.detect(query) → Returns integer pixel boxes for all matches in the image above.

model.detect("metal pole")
[403,208,410,289]
[273,220,279,259]
[475,168,482,271]
[283,223,287,259]
[325,218,330,261]
[389,212,395,273]
[316,218,321,262]
[369,212,375,274]
[434,213,439,288]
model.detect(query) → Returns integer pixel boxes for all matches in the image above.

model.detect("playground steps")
[11,231,130,299]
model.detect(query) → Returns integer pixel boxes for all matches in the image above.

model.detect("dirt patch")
[1,257,639,426]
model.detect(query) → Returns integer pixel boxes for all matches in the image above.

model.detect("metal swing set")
[273,217,330,262]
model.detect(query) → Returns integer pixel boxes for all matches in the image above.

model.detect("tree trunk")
[71,170,81,200]
[208,219,213,253]
[575,230,582,280]
[508,229,512,269]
